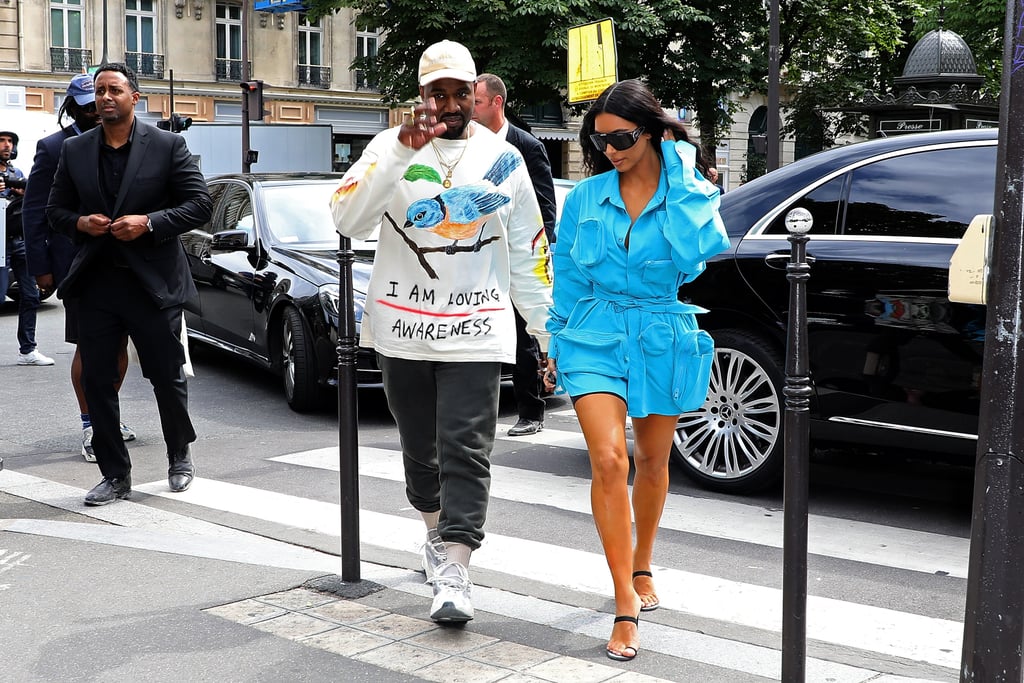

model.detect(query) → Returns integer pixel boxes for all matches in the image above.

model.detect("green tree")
[302,0,938,156]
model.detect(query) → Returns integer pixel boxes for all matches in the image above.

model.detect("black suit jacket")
[23,127,79,282]
[46,119,212,312]
[505,124,557,243]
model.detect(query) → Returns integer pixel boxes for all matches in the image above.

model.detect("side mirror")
[210,229,253,251]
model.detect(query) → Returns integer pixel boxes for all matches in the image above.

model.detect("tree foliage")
[303,0,1004,154]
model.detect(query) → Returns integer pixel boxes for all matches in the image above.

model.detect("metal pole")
[336,235,361,581]
[766,0,780,171]
[781,207,813,682]
[168,68,174,114]
[241,3,252,173]
[100,0,109,65]
[960,1,1024,679]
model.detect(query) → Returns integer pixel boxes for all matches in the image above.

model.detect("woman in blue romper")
[546,80,729,661]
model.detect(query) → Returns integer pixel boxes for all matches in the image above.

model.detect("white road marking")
[274,445,970,579]
[133,474,963,671]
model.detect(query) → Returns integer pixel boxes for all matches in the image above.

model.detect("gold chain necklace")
[430,138,469,188]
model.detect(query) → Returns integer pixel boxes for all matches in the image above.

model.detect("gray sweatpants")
[377,354,502,550]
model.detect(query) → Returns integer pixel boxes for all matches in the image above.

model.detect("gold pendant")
[442,178,452,189]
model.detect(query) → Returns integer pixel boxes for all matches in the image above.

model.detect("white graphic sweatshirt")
[330,122,552,363]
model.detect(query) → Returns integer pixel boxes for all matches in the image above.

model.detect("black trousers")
[512,310,545,421]
[78,267,195,480]
[377,354,500,550]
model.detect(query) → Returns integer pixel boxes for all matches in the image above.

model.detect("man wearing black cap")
[24,72,136,460]
[1,129,54,367]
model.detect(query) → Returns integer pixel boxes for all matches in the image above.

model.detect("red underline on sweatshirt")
[376,299,506,317]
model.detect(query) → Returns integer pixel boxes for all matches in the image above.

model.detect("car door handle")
[764,251,815,269]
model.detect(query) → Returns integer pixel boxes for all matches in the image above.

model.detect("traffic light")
[241,80,267,121]
[170,113,193,133]
[157,113,193,133]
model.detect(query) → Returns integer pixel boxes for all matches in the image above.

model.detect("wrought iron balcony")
[298,65,331,89]
[125,52,165,80]
[354,70,378,91]
[215,59,252,82]
[50,47,92,74]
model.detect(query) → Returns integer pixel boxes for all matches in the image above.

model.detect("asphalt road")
[1,298,977,682]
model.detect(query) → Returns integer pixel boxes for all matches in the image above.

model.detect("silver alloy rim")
[674,348,781,481]
[282,319,296,397]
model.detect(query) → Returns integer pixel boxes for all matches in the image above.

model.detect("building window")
[125,0,164,79]
[355,30,379,90]
[215,3,244,81]
[50,0,90,72]
[297,14,330,88]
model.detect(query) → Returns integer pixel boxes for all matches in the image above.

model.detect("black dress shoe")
[508,418,543,436]
[168,445,195,493]
[84,476,132,506]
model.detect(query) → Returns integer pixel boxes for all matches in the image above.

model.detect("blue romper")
[547,140,730,417]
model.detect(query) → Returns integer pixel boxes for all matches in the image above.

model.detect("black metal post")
[781,207,813,682]
[336,234,361,581]
[241,3,252,173]
[960,1,1024,679]
[766,0,781,172]
[168,68,175,114]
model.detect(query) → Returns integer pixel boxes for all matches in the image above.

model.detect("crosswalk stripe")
[273,445,969,579]
[1,472,904,682]
[134,474,962,670]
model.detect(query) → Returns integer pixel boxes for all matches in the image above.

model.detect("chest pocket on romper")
[639,322,715,412]
[640,259,680,286]
[570,218,607,268]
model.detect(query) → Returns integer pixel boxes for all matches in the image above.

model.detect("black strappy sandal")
[605,614,639,661]
[632,570,660,612]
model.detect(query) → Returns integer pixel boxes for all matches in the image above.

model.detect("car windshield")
[262,181,378,251]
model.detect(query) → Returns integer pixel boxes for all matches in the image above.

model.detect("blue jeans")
[5,237,41,354]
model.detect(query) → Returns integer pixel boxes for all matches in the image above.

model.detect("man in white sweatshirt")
[330,40,552,623]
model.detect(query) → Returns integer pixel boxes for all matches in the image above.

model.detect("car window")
[217,185,255,239]
[764,175,845,236]
[262,182,378,251]
[843,145,995,239]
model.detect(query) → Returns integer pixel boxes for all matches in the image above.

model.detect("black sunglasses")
[589,126,645,152]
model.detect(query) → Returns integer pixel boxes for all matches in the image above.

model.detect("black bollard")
[336,234,361,582]
[781,207,813,682]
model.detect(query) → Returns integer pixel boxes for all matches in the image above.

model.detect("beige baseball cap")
[418,40,477,86]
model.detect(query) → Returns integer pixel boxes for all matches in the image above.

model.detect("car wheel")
[280,306,320,412]
[671,329,785,493]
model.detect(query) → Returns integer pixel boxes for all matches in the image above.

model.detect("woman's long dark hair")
[579,79,708,177]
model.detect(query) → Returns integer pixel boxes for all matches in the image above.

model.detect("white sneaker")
[120,423,136,442]
[81,426,96,462]
[428,562,474,622]
[18,350,55,366]
[421,529,448,581]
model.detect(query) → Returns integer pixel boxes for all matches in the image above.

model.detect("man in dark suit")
[46,63,212,506]
[24,73,136,462]
[474,73,557,436]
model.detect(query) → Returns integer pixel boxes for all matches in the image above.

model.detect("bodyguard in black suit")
[46,63,212,506]
[474,74,557,436]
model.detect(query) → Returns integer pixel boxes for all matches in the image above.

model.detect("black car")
[675,128,998,493]
[180,173,378,412]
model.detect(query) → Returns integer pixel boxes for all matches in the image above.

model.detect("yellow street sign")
[567,18,617,104]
